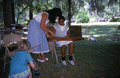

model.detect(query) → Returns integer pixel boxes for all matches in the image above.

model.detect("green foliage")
[117,18,120,22]
[62,0,80,19]
[1,0,119,25]
[14,0,56,24]
[76,10,89,23]
[0,0,3,26]
[33,0,55,14]
[0,22,4,28]
[0,0,2,2]
[90,0,105,12]
[108,17,120,22]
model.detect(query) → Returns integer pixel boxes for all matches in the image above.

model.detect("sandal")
[37,59,45,62]
[44,58,49,61]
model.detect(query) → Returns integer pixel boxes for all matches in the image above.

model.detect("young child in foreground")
[9,39,39,78]
[53,16,75,65]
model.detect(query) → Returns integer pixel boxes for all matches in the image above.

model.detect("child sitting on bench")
[53,16,75,65]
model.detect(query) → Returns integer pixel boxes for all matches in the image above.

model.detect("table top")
[11,24,28,27]
[0,29,27,32]
[48,37,84,41]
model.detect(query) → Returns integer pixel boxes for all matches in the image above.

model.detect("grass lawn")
[0,25,120,78]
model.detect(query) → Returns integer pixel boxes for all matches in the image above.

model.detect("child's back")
[9,39,39,78]
[9,50,33,76]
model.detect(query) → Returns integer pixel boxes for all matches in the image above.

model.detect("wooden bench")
[47,25,82,37]
[47,26,83,63]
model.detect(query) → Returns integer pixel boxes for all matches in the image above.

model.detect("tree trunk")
[29,1,33,20]
[56,0,60,8]
[3,0,15,28]
[68,0,71,26]
[12,0,15,24]
[119,1,120,15]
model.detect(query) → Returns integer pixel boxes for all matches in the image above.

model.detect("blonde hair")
[18,39,30,51]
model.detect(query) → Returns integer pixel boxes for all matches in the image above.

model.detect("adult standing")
[28,8,62,62]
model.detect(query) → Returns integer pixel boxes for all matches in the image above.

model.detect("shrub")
[108,17,120,22]
[76,10,89,23]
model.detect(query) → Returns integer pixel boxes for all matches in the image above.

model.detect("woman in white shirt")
[28,8,62,62]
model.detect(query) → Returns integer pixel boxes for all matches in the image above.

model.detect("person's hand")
[46,34,52,38]
[66,35,69,37]
[35,68,39,71]
[50,31,55,37]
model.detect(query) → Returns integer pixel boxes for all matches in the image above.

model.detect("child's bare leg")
[41,53,45,60]
[40,53,48,62]
[68,43,74,56]
[28,69,32,78]
[61,45,66,60]
[68,43,74,60]
[68,43,75,65]
[38,53,42,60]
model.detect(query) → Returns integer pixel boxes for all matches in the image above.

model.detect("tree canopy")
[0,0,119,27]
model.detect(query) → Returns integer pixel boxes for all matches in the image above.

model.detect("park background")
[0,0,120,27]
[0,0,120,78]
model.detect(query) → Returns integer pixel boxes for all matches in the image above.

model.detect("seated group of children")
[9,16,75,78]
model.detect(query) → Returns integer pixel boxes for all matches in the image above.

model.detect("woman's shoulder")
[35,12,48,17]
[41,12,48,18]
[41,11,48,15]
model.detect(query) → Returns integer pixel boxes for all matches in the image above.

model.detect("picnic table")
[48,37,84,41]
[0,24,29,49]
[10,24,28,27]
[0,29,28,49]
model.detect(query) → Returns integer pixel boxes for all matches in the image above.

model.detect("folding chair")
[3,34,22,72]
[48,41,75,63]
[113,25,120,42]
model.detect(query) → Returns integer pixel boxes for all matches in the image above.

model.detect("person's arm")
[26,53,38,71]
[28,61,38,71]
[45,31,52,38]
[40,13,55,36]
[53,27,56,34]
[44,23,52,38]
[66,30,70,37]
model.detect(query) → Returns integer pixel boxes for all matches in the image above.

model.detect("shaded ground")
[0,25,120,78]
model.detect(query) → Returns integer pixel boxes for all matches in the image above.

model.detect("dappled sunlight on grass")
[89,31,96,34]
[82,35,91,37]
[83,34,108,38]
[0,25,120,78]
[82,25,119,39]
[105,38,112,41]
[98,31,104,33]
[73,22,120,26]
[108,28,116,33]
[93,34,108,37]
[94,28,98,30]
